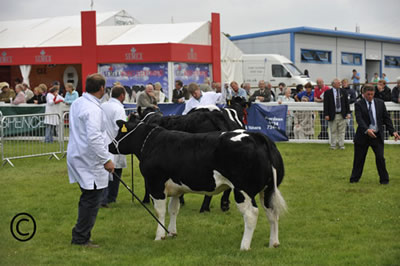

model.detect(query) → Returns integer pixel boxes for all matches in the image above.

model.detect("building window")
[301,49,331,64]
[341,52,362,65]
[384,56,400,68]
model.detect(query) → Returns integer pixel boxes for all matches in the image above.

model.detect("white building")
[231,26,400,85]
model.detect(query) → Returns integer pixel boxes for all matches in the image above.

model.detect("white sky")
[2,0,400,38]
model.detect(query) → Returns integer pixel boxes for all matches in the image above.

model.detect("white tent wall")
[179,22,211,45]
[220,33,243,85]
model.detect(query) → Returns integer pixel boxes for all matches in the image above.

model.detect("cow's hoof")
[142,198,150,204]
[221,201,230,212]
[168,233,178,238]
[199,207,210,213]
[270,242,280,248]
[240,247,251,251]
[155,237,165,241]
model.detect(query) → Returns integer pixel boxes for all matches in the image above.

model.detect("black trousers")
[350,138,389,184]
[102,168,123,205]
[72,185,104,244]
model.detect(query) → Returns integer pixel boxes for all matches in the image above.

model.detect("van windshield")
[284,63,302,76]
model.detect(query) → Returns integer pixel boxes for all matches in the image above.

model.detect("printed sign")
[246,104,288,142]
[99,63,169,99]
[174,63,210,85]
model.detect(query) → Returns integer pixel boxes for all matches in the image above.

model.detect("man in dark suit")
[324,78,351,149]
[172,80,190,103]
[350,85,399,184]
[249,80,273,102]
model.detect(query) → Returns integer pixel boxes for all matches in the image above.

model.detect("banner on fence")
[1,112,48,137]
[124,103,185,116]
[246,104,288,142]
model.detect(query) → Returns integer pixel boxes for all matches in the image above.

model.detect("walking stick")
[113,171,170,234]
[131,154,134,203]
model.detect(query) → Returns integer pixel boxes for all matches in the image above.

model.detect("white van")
[242,54,312,88]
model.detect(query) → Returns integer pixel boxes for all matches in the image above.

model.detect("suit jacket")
[323,88,350,120]
[172,88,190,103]
[354,98,395,144]
[249,89,272,102]
[375,86,392,101]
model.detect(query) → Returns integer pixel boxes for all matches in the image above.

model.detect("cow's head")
[108,115,143,155]
[137,106,162,121]
[226,96,251,125]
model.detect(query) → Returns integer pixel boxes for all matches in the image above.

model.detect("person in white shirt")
[101,85,127,207]
[68,73,115,247]
[44,86,64,143]
[22,83,34,102]
[182,83,226,115]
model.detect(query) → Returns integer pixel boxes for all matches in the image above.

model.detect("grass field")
[0,143,399,265]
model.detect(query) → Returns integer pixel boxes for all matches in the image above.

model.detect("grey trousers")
[71,186,104,244]
[328,114,347,148]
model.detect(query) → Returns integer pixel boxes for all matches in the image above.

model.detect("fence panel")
[1,113,63,167]
[261,102,400,144]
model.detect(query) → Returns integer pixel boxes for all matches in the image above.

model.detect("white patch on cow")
[233,129,246,133]
[152,196,167,240]
[236,190,259,250]
[167,196,180,237]
[164,179,192,196]
[213,170,234,191]
[230,132,249,142]
[195,105,220,112]
[224,108,236,124]
[228,109,243,128]
[220,132,227,136]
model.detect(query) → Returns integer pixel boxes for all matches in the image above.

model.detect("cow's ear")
[116,120,125,129]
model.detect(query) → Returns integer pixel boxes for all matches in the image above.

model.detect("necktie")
[368,101,375,126]
[336,89,341,112]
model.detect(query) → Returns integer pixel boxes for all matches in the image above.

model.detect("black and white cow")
[109,118,287,250]
[137,102,245,213]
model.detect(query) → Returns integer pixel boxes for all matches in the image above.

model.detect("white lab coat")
[67,93,111,190]
[101,98,127,169]
[44,93,64,125]
[183,91,225,115]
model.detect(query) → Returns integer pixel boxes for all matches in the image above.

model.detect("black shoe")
[380,181,389,185]
[350,179,359,183]
[72,241,100,248]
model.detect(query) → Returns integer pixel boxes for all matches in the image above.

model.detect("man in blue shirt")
[228,81,248,100]
[296,82,314,102]
[351,69,361,96]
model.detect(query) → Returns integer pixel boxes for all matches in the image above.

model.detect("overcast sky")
[2,0,400,38]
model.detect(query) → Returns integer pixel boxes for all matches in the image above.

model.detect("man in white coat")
[182,82,226,115]
[67,73,115,247]
[101,85,127,207]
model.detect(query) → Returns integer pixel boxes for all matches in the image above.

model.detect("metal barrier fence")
[1,104,399,167]
[1,113,63,167]
[265,102,400,144]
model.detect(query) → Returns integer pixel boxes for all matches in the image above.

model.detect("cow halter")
[111,121,144,154]
[140,126,160,155]
[110,111,158,154]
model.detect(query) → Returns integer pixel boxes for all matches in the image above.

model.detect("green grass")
[0,143,399,265]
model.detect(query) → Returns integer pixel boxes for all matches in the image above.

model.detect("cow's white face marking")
[195,105,220,112]
[230,132,249,142]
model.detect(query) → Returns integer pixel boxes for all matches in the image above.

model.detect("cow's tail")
[271,166,287,217]
[258,133,287,216]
